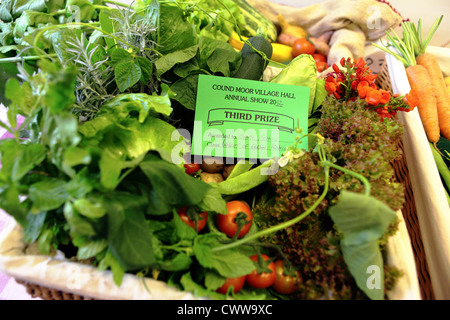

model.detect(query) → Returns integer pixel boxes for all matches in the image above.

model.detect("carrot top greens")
[373,15,443,67]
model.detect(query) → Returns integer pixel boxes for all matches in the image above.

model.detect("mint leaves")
[109,48,153,92]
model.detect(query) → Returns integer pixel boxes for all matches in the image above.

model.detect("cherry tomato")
[291,38,315,57]
[178,206,207,232]
[316,60,329,73]
[216,201,253,238]
[184,163,201,175]
[216,276,246,294]
[272,260,301,295]
[311,53,327,63]
[246,254,276,289]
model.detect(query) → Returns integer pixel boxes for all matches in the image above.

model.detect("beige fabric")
[248,0,403,65]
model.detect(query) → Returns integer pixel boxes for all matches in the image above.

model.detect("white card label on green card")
[191,74,309,161]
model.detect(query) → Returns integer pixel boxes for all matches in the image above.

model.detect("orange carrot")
[416,52,450,140]
[373,16,444,144]
[406,64,440,143]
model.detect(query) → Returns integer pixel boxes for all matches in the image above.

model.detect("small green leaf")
[99,8,121,49]
[197,187,228,214]
[13,11,56,39]
[102,191,155,271]
[169,75,198,110]
[109,47,132,67]
[97,249,126,286]
[77,238,108,260]
[23,211,47,244]
[135,56,153,84]
[157,252,192,272]
[139,154,211,210]
[329,191,397,246]
[193,234,255,278]
[29,178,69,212]
[115,61,142,92]
[0,185,27,227]
[63,201,97,237]
[38,228,53,255]
[5,78,34,116]
[328,191,397,300]
[73,198,106,219]
[64,170,95,199]
[154,45,198,78]
[98,150,124,190]
[172,208,197,241]
[204,269,226,291]
[180,272,224,300]
[63,146,91,168]
[12,0,47,17]
[9,143,46,182]
[207,47,241,77]
[341,241,384,300]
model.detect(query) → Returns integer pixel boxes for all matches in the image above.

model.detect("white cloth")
[248,0,403,65]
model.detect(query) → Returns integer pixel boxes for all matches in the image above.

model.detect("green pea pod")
[226,159,253,180]
[430,142,450,205]
[216,159,275,195]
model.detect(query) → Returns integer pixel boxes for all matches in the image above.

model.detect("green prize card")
[191,74,310,161]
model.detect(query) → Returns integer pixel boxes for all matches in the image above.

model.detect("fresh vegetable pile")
[0,0,416,300]
[228,12,331,72]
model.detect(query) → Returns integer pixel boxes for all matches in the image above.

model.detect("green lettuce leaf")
[328,191,397,300]
[139,154,211,214]
[270,54,318,116]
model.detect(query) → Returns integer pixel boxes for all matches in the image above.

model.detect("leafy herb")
[0,1,407,301]
[253,96,404,300]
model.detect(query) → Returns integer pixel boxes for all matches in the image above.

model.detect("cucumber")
[233,35,273,81]
[232,0,278,43]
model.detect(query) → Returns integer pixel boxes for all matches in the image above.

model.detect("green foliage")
[0,0,407,301]
[328,191,397,300]
[253,97,405,300]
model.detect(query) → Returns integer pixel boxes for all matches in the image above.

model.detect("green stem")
[94,4,114,11]
[103,0,131,8]
[323,160,371,196]
[50,9,66,16]
[0,54,57,64]
[212,166,330,252]
[161,243,193,255]
[430,142,450,200]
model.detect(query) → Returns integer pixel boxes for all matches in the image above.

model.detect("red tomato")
[316,61,329,73]
[311,53,327,63]
[184,163,200,175]
[217,201,253,238]
[246,254,276,289]
[291,38,315,57]
[216,276,246,294]
[272,260,300,295]
[178,206,207,232]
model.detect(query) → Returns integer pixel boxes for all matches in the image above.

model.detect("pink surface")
[0,211,40,300]
[0,112,39,300]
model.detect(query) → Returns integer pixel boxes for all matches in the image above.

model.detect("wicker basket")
[0,61,430,300]
[376,63,435,300]
[382,50,450,300]
[15,279,94,300]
